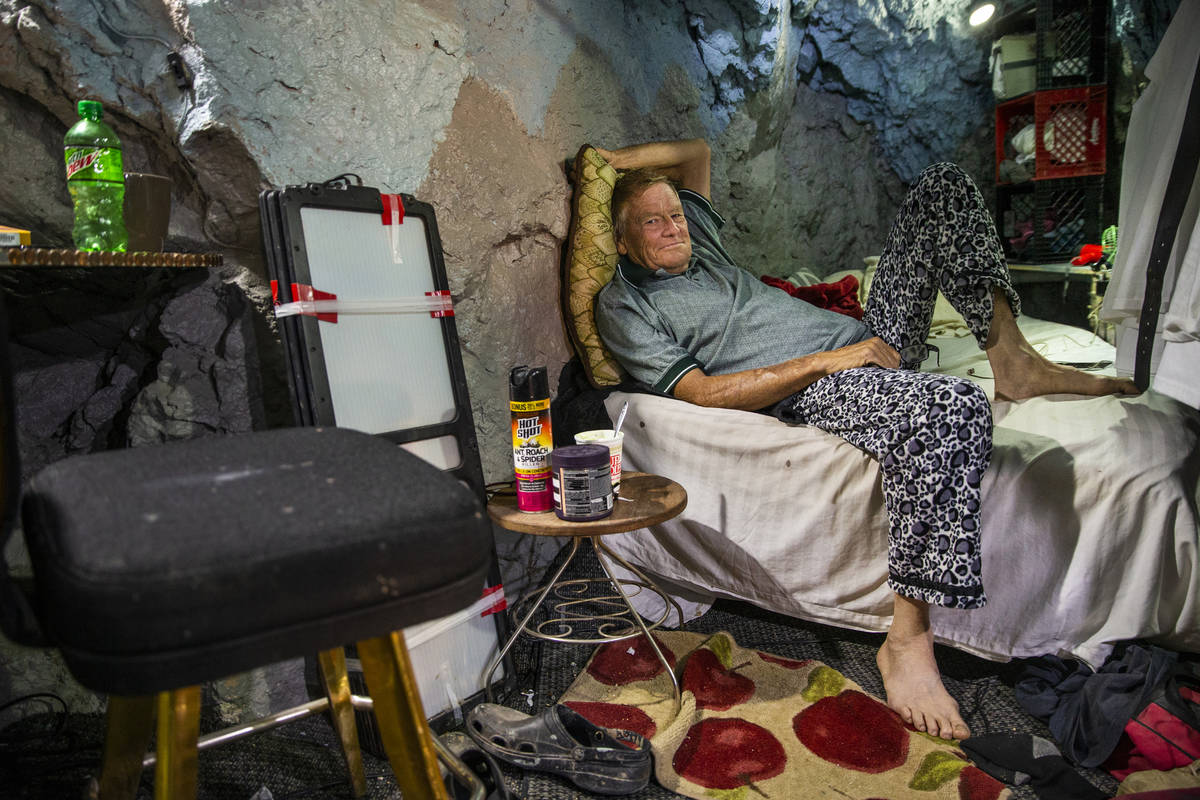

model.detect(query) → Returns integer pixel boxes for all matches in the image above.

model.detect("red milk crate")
[995,96,1037,185]
[1034,86,1106,179]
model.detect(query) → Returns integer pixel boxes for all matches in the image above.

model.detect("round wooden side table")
[483,472,687,712]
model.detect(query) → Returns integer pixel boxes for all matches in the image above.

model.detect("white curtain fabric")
[1101,0,1200,408]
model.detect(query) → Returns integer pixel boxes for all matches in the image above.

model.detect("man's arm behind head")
[594,139,711,199]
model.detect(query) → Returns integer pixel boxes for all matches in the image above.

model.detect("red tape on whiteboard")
[292,283,338,323]
[380,193,405,225]
[481,584,507,617]
[426,290,454,317]
[381,193,405,264]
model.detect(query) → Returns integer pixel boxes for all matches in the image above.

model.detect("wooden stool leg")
[98,694,155,800]
[318,647,368,797]
[153,687,201,800]
[357,632,449,800]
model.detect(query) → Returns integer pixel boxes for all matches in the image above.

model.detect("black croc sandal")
[466,703,651,796]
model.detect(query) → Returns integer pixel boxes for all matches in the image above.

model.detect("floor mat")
[559,629,1010,800]
[499,604,1119,799]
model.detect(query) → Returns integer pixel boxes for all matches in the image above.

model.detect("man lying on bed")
[593,138,1138,741]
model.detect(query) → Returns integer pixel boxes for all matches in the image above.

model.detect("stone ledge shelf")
[2,247,223,268]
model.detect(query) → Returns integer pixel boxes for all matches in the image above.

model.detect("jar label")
[552,465,613,519]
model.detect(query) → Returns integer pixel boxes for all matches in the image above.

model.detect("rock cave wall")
[0,0,1014,479]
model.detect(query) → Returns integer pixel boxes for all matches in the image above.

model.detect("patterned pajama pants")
[773,163,1019,610]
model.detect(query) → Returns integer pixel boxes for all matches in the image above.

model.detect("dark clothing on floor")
[1014,643,1180,767]
[963,733,1109,800]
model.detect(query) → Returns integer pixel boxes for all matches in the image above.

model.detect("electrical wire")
[86,0,195,94]
[0,692,69,750]
[87,0,173,49]
[485,480,517,500]
[321,173,363,188]
[0,692,104,787]
[959,675,1003,737]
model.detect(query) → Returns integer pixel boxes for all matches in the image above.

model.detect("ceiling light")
[969,2,996,26]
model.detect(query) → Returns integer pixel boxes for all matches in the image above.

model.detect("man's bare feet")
[989,341,1140,401]
[984,289,1139,400]
[876,630,970,740]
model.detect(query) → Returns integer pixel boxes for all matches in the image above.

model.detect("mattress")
[601,316,1200,667]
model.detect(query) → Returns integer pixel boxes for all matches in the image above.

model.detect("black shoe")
[466,703,652,795]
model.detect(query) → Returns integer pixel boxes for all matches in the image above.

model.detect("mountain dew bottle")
[64,100,127,252]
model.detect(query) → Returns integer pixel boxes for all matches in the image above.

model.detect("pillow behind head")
[562,145,626,388]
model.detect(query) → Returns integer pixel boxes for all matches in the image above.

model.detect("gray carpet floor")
[0,545,1123,799]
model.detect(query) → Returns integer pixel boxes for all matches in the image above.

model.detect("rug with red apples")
[560,630,1011,800]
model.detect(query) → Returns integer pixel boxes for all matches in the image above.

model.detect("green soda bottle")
[64,100,128,252]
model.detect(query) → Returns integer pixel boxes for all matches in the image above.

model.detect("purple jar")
[551,444,613,521]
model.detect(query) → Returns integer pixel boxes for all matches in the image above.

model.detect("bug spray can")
[510,365,553,512]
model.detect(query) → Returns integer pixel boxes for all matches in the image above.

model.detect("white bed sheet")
[603,317,1200,667]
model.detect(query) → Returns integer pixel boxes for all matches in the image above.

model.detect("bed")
[561,146,1200,668]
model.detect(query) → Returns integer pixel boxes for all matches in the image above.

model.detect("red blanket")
[761,274,864,320]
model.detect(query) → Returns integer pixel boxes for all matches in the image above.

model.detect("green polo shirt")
[596,189,871,394]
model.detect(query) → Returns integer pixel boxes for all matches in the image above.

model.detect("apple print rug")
[560,630,1010,800]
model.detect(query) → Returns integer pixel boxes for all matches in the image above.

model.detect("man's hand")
[593,146,619,164]
[674,337,900,411]
[817,337,900,373]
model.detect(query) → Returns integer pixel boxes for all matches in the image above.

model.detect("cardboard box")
[991,34,1037,99]
[0,225,31,246]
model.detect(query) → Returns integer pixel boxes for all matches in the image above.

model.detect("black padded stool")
[6,424,491,799]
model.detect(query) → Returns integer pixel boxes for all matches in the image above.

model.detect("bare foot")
[984,289,1139,400]
[990,341,1140,401]
[876,631,969,740]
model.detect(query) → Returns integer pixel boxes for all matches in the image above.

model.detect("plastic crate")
[1034,86,1106,179]
[1036,0,1107,90]
[998,184,1038,261]
[1032,176,1103,261]
[995,96,1036,185]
